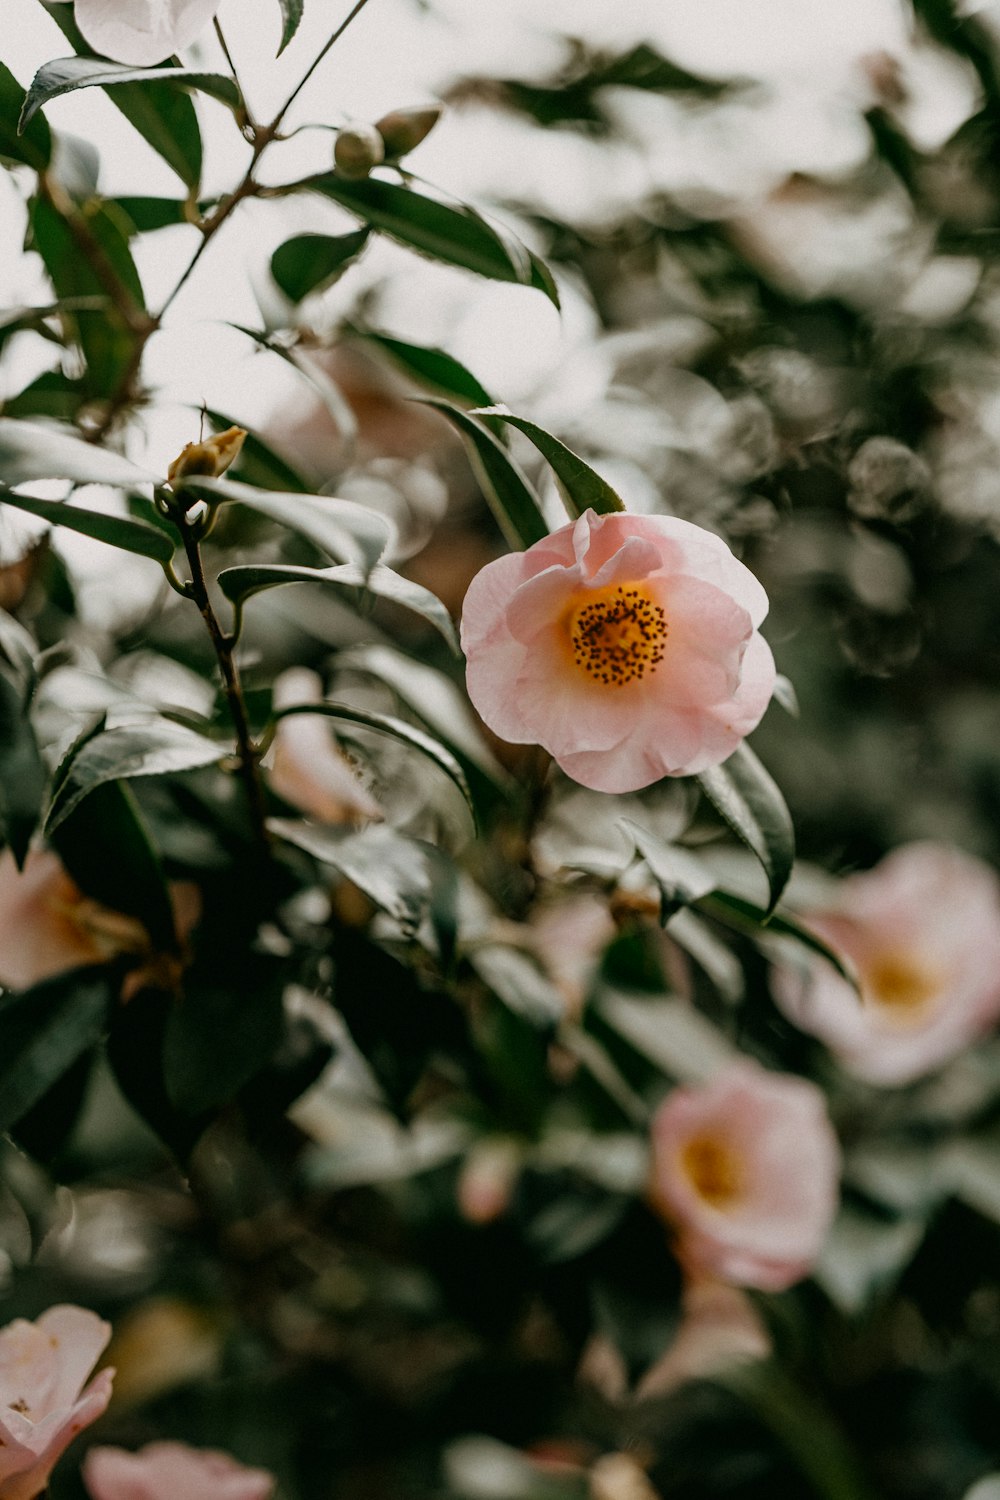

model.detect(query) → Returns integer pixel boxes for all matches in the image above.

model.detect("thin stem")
[214,16,257,133]
[270,0,377,135]
[174,507,270,854]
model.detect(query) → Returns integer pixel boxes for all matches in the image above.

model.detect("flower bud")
[334,123,385,180]
[374,104,442,160]
[167,425,247,484]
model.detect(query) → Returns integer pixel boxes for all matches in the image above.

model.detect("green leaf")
[40,1,205,187]
[270,228,370,302]
[201,409,311,491]
[164,961,285,1114]
[417,398,548,550]
[696,743,794,915]
[620,820,716,916]
[0,970,111,1133]
[218,560,459,653]
[30,195,146,399]
[696,888,859,990]
[0,667,46,866]
[478,407,626,518]
[176,475,392,571]
[0,417,157,487]
[307,173,559,304]
[114,195,192,233]
[19,57,240,134]
[356,327,498,418]
[2,371,89,421]
[277,0,305,52]
[0,61,50,169]
[270,821,434,932]
[51,779,177,951]
[45,719,227,835]
[0,488,176,565]
[271,702,474,824]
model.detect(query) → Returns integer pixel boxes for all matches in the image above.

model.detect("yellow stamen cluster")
[681,1134,742,1209]
[570,585,667,687]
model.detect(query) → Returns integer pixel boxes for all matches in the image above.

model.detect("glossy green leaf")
[164,961,285,1113]
[0,488,176,565]
[30,195,147,399]
[270,821,434,932]
[115,196,193,233]
[478,407,626,518]
[19,56,240,134]
[696,743,794,915]
[0,667,46,866]
[0,418,157,488]
[218,560,459,653]
[277,0,305,52]
[271,702,474,824]
[2,371,89,421]
[418,398,548,549]
[201,410,311,492]
[696,888,859,990]
[45,719,227,834]
[0,61,50,168]
[0,970,111,1134]
[356,328,498,418]
[307,173,559,303]
[177,474,392,571]
[620,820,717,916]
[271,228,370,302]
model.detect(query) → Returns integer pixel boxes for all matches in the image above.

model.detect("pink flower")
[772,842,1000,1086]
[636,1276,771,1398]
[649,1061,840,1291]
[460,509,775,793]
[0,1305,114,1500]
[265,669,382,826]
[83,1442,274,1500]
[68,0,222,67]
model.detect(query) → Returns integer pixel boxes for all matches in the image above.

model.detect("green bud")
[333,123,385,180]
[374,104,442,160]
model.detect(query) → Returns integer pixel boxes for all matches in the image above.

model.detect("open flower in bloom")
[265,668,382,826]
[0,1305,114,1500]
[649,1061,840,1291]
[772,842,1000,1086]
[460,509,775,793]
[83,1442,274,1500]
[65,0,222,66]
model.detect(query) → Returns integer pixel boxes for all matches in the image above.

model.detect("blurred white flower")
[71,0,221,66]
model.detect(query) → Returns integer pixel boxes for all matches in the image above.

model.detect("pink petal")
[35,1306,112,1414]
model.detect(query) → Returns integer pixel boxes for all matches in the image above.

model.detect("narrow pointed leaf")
[218,561,459,653]
[696,743,794,915]
[0,489,176,564]
[355,328,500,430]
[307,173,559,304]
[0,419,157,488]
[272,702,474,823]
[0,970,111,1133]
[270,821,434,931]
[0,61,50,168]
[696,888,859,990]
[418,398,548,549]
[478,407,625,518]
[201,410,311,492]
[175,475,393,571]
[277,0,305,52]
[271,229,370,301]
[19,57,240,134]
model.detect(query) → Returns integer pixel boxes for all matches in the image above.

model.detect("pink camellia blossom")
[265,668,382,826]
[772,842,1000,1086]
[649,1061,840,1291]
[460,509,775,793]
[68,0,222,67]
[83,1442,274,1500]
[0,1305,114,1500]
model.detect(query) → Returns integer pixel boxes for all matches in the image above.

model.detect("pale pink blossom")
[635,1276,771,1398]
[460,509,775,793]
[265,669,382,826]
[649,1061,840,1291]
[772,842,1000,1086]
[456,1139,521,1224]
[0,1305,113,1500]
[70,0,221,67]
[529,892,617,1019]
[83,1442,274,1500]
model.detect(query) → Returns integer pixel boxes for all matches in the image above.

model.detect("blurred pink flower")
[0,850,147,992]
[0,1305,113,1500]
[83,1442,274,1500]
[456,1139,521,1224]
[460,509,775,793]
[772,842,1000,1086]
[649,1061,840,1291]
[529,891,617,1019]
[636,1276,771,1398]
[265,669,382,826]
[69,0,222,66]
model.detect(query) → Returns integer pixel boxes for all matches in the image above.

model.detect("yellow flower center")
[865,950,940,1014]
[568,583,667,687]
[680,1133,743,1209]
